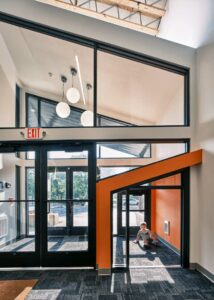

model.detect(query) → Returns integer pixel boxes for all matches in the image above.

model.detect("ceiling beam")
[35,0,159,36]
[97,0,165,18]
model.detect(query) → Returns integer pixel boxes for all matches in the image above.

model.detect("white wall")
[0,66,16,127]
[0,32,17,127]
[155,143,186,161]
[195,43,214,274]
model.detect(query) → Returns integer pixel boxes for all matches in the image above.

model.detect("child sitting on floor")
[133,222,158,248]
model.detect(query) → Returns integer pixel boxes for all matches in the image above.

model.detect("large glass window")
[0,152,36,252]
[97,51,185,126]
[98,167,136,180]
[0,21,94,128]
[27,96,85,128]
[97,142,187,180]
[26,168,36,236]
[97,143,151,159]
[0,20,188,129]
[26,94,131,128]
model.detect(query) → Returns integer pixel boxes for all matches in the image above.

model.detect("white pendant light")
[66,87,80,104]
[56,102,70,118]
[56,75,70,118]
[66,67,80,104]
[81,110,94,127]
[81,83,93,127]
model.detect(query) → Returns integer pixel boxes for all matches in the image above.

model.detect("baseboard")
[157,236,180,256]
[98,268,111,276]
[190,263,214,283]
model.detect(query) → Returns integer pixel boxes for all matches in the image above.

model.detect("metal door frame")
[0,141,96,268]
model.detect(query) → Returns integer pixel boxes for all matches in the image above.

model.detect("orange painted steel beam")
[96,149,203,270]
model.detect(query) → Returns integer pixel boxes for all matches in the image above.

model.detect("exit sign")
[25,128,43,140]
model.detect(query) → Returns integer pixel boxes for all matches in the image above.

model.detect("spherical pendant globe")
[81,110,94,127]
[56,102,70,118]
[66,87,80,104]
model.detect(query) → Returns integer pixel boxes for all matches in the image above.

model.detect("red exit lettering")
[26,128,41,140]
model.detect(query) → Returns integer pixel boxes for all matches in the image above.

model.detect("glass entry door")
[0,147,39,267]
[47,167,88,249]
[41,144,96,267]
[112,189,151,269]
[0,143,95,268]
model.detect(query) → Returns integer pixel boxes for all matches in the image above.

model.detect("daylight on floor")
[0,0,213,299]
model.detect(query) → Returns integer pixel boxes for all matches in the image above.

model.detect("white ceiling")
[159,0,214,48]
[0,21,183,124]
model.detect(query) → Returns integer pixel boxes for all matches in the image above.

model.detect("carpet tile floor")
[113,237,180,267]
[0,268,213,299]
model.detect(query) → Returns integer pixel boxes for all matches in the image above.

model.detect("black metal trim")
[129,186,181,190]
[15,84,20,128]
[181,168,190,268]
[25,93,29,128]
[15,165,21,238]
[126,190,129,268]
[93,45,97,127]
[0,139,191,146]
[184,71,190,126]
[39,143,96,268]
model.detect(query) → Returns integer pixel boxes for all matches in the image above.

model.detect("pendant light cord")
[87,86,89,109]
[62,82,65,102]
[86,83,92,110]
[60,75,67,103]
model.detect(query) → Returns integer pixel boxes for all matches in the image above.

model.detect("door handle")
[47,202,50,213]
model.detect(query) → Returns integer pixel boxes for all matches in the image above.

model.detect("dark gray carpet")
[113,237,180,267]
[0,268,213,299]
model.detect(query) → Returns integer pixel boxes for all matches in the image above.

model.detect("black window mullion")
[38,97,41,127]
[15,84,20,128]
[67,168,73,230]
[126,191,129,268]
[93,45,97,127]
[25,94,29,127]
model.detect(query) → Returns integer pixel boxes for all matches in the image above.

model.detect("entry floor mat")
[113,236,180,267]
[0,236,88,252]
[0,279,37,300]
